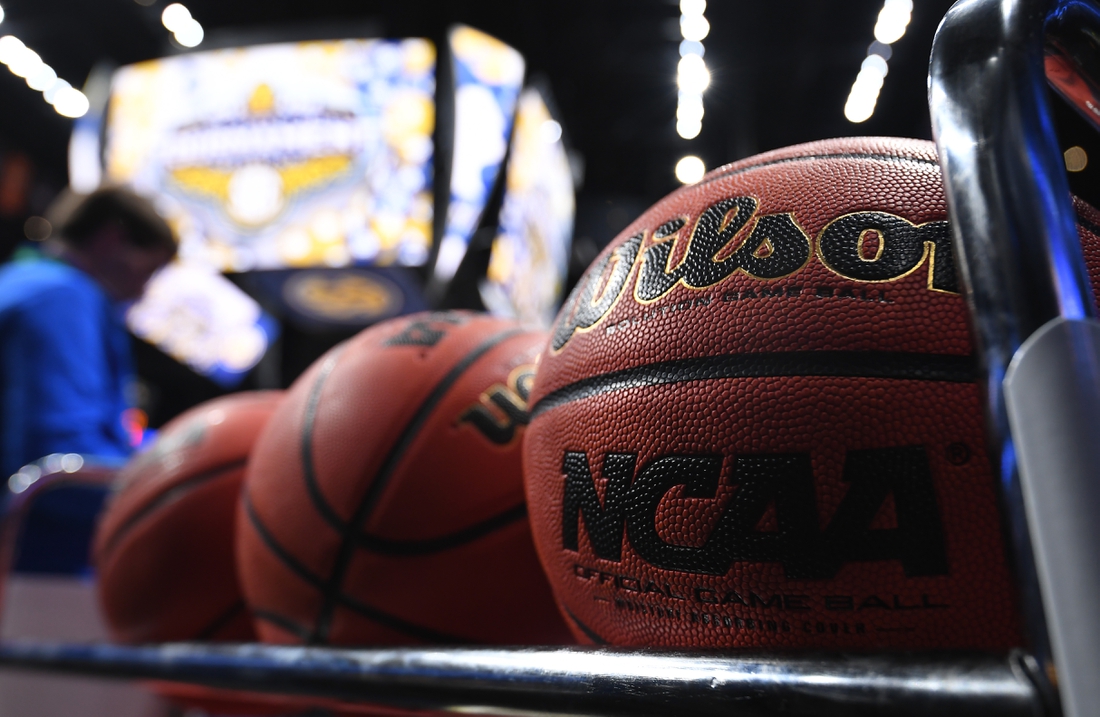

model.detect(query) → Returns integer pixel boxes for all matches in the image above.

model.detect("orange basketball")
[522,137,1097,649]
[94,391,283,644]
[238,311,571,645]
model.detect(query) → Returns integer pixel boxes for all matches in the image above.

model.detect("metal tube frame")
[930,0,1100,714]
[0,1,1095,714]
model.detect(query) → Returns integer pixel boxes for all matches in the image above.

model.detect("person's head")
[51,187,176,302]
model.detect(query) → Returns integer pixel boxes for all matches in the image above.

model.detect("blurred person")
[0,187,175,480]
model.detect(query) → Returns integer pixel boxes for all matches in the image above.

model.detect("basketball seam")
[531,350,977,418]
[244,485,472,644]
[561,605,609,645]
[194,599,247,641]
[333,592,468,643]
[1076,209,1100,238]
[300,351,351,533]
[252,609,312,642]
[700,151,939,188]
[243,493,328,590]
[99,458,249,560]
[309,328,526,644]
[354,503,528,555]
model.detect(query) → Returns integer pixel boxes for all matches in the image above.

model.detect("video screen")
[481,87,575,326]
[433,26,525,282]
[104,38,436,272]
[127,263,278,387]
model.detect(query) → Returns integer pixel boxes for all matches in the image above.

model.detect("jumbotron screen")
[482,87,575,326]
[104,38,436,271]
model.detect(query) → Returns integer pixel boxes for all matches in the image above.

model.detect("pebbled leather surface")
[238,311,572,646]
[521,137,1093,649]
[94,390,283,644]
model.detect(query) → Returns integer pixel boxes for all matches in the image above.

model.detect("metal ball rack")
[2,0,1099,714]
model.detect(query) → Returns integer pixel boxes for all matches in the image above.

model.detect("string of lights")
[844,0,913,123]
[161,3,204,48]
[0,5,90,118]
[675,0,708,184]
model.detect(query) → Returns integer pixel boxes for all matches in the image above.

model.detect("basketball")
[238,311,572,645]
[94,391,283,644]
[522,137,1096,649]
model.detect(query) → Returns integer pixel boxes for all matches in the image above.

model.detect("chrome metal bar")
[0,642,1045,717]
[930,0,1100,715]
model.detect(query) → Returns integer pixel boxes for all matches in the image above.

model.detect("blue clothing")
[0,255,134,478]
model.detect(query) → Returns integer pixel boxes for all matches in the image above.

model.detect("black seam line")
[700,151,939,188]
[531,351,977,419]
[310,328,526,644]
[562,605,608,645]
[301,351,350,534]
[354,504,528,556]
[100,458,248,559]
[245,494,465,645]
[243,492,328,591]
[194,600,247,641]
[252,609,312,642]
[1075,209,1100,238]
[333,592,469,644]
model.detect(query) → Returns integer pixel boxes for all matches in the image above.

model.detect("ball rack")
[1,0,1097,714]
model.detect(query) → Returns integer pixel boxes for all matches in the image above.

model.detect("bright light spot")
[53,86,89,118]
[60,453,84,473]
[174,18,204,48]
[677,94,704,122]
[680,0,706,15]
[861,54,888,78]
[676,118,702,139]
[161,3,192,32]
[1065,145,1089,172]
[539,119,562,144]
[26,63,56,91]
[7,47,42,78]
[677,54,710,94]
[44,77,70,104]
[680,14,710,42]
[868,40,892,60]
[0,35,21,64]
[0,5,6,25]
[679,39,705,58]
[8,464,41,494]
[675,155,706,184]
[874,0,913,44]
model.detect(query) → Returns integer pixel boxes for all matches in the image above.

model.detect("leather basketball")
[238,311,571,645]
[94,391,283,644]
[522,137,1097,649]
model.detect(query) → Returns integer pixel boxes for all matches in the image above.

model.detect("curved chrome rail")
[931,0,1100,714]
[0,642,1046,717]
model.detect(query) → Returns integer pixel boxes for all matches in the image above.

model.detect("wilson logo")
[551,196,954,351]
[459,365,535,444]
[561,446,948,580]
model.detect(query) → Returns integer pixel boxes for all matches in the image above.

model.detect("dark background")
[0,0,1095,424]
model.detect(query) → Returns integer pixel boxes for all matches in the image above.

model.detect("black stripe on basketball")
[243,492,328,590]
[310,328,525,644]
[354,503,528,556]
[100,458,248,559]
[253,609,312,642]
[562,605,608,645]
[300,349,349,534]
[245,491,470,644]
[334,592,467,644]
[531,351,977,419]
[195,599,247,640]
[1076,209,1100,238]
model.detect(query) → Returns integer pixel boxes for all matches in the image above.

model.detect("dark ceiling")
[0,0,956,216]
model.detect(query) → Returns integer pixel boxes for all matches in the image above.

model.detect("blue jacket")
[0,254,134,478]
